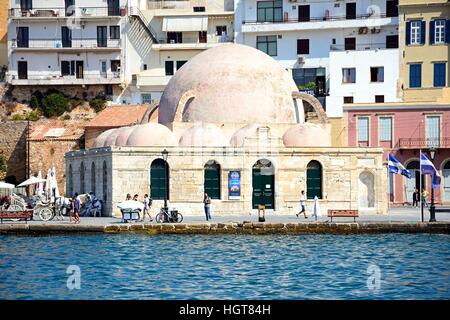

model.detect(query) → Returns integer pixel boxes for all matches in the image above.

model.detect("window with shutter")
[426,116,440,148]
[433,63,446,87]
[297,39,309,54]
[306,161,322,199]
[358,117,369,143]
[150,159,169,200]
[204,161,221,199]
[409,64,421,88]
[379,117,392,142]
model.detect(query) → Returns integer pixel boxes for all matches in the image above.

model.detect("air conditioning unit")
[288,0,297,2]
[297,56,305,64]
[358,27,368,34]
[371,28,381,34]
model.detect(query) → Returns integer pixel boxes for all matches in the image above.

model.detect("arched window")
[103,161,107,202]
[68,164,73,197]
[150,159,169,200]
[306,160,322,199]
[91,162,96,195]
[204,160,221,199]
[406,160,425,203]
[79,162,85,194]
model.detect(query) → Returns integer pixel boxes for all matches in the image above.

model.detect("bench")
[120,208,141,223]
[434,207,450,213]
[0,210,33,224]
[327,210,359,222]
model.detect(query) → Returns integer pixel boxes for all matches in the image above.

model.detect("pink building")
[344,103,450,205]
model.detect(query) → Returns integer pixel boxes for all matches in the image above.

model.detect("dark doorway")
[167,32,182,44]
[346,3,356,19]
[17,27,29,48]
[75,61,84,79]
[252,159,275,209]
[307,161,322,199]
[386,0,398,17]
[108,0,120,16]
[65,0,75,16]
[150,159,169,200]
[97,26,107,47]
[18,61,28,79]
[61,26,72,48]
[345,37,356,50]
[298,5,310,22]
[199,31,207,43]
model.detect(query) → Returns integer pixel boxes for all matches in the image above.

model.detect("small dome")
[230,124,261,147]
[115,126,135,147]
[103,128,121,147]
[93,128,116,148]
[126,123,178,147]
[283,123,331,147]
[179,123,229,147]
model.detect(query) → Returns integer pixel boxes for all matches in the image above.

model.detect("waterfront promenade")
[1,207,449,235]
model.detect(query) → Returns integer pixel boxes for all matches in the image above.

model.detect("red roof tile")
[85,105,149,128]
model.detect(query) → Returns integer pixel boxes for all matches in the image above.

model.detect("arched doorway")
[252,159,275,209]
[405,160,425,203]
[306,160,322,199]
[359,171,375,208]
[443,161,450,202]
[91,162,96,195]
[204,160,221,199]
[150,159,169,200]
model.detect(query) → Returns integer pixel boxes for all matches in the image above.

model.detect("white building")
[234,0,400,117]
[120,0,235,104]
[7,0,126,97]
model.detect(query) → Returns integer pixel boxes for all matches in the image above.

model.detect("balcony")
[397,138,450,149]
[9,7,125,19]
[152,36,234,51]
[7,73,122,86]
[135,74,172,88]
[11,38,121,51]
[330,43,396,51]
[241,13,398,33]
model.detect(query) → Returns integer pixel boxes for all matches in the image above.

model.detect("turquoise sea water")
[0,234,449,300]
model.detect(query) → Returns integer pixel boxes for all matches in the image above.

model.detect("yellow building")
[0,0,7,68]
[399,0,450,102]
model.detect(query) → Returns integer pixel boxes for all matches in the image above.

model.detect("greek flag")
[388,153,412,178]
[420,152,441,188]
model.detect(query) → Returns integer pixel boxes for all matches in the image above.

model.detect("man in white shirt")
[296,190,308,219]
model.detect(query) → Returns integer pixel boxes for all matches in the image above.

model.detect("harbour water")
[0,234,449,300]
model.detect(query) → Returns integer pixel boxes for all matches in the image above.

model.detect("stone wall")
[0,121,27,183]
[29,139,82,196]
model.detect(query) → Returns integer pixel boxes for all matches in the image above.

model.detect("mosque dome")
[158,44,302,125]
[114,126,135,147]
[93,128,116,148]
[103,128,121,147]
[230,124,261,147]
[126,123,178,147]
[179,122,229,147]
[283,123,331,147]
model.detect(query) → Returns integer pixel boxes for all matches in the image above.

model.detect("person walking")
[412,188,420,208]
[203,193,212,221]
[296,190,308,219]
[71,192,81,224]
[142,194,153,222]
[422,189,430,209]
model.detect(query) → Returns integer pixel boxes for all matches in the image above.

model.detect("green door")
[306,161,322,199]
[150,159,169,200]
[252,160,275,209]
[204,162,220,199]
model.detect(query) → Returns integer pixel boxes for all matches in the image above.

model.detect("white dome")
[283,123,331,147]
[103,128,121,147]
[230,124,262,147]
[115,126,135,147]
[126,123,178,147]
[158,44,302,125]
[179,123,229,147]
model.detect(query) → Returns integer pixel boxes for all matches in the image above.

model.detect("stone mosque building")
[65,44,387,217]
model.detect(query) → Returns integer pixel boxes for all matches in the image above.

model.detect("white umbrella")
[45,168,52,199]
[311,196,321,221]
[36,170,43,196]
[52,166,60,198]
[117,200,144,211]
[17,176,47,187]
[0,182,15,189]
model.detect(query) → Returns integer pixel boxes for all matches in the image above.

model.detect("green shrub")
[30,91,44,110]
[11,113,25,121]
[306,82,317,89]
[90,98,106,113]
[42,93,68,117]
[26,110,41,121]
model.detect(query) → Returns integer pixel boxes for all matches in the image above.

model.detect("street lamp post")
[162,149,169,213]
[429,148,436,222]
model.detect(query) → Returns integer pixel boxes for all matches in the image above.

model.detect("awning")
[162,16,208,32]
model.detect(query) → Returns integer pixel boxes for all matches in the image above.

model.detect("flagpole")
[420,149,423,222]
[387,161,391,223]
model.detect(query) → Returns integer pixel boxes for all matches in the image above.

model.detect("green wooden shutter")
[307,162,322,199]
[151,160,168,200]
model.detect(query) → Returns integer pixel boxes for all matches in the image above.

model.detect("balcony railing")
[11,38,121,49]
[330,43,395,51]
[397,138,450,149]
[7,72,121,85]
[156,36,234,44]
[243,13,388,25]
[9,7,125,18]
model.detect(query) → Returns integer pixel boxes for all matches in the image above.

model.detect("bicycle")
[155,207,183,223]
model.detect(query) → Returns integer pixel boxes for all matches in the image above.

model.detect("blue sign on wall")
[228,171,241,200]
